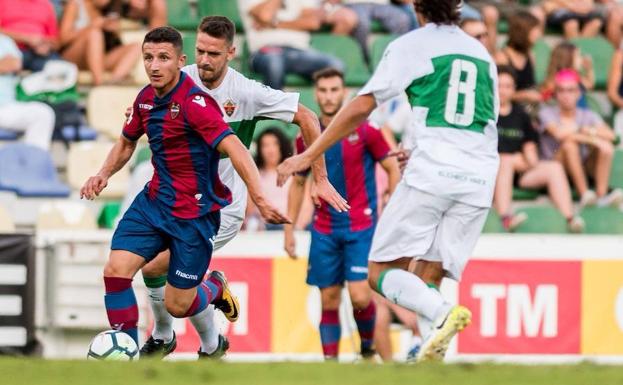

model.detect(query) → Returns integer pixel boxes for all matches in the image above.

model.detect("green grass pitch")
[1,359,622,385]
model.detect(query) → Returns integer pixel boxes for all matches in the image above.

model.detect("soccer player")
[284,68,400,360]
[133,16,348,358]
[80,26,290,355]
[277,0,499,362]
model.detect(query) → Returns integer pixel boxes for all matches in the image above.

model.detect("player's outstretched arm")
[293,103,349,212]
[80,136,137,200]
[283,175,306,259]
[217,134,291,225]
[277,94,377,184]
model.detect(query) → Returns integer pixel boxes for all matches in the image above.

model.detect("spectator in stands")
[460,1,500,54]
[238,0,344,89]
[0,34,55,151]
[331,0,415,62]
[538,69,623,208]
[541,41,594,106]
[0,0,60,71]
[607,46,623,143]
[542,0,604,40]
[59,0,141,85]
[495,11,543,105]
[105,0,167,29]
[495,66,584,233]
[596,0,623,47]
[461,18,491,51]
[246,128,293,231]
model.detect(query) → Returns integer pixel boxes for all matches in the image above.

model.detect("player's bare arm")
[283,175,306,259]
[217,134,291,225]
[277,94,377,184]
[293,103,349,212]
[80,135,137,200]
[379,155,401,195]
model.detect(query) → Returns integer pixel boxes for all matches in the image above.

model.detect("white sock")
[147,285,174,342]
[190,305,219,354]
[379,269,451,322]
[417,315,433,341]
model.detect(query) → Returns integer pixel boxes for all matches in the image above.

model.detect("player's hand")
[284,228,297,259]
[388,146,412,173]
[256,198,292,225]
[80,175,108,200]
[310,177,350,212]
[125,106,132,118]
[277,154,312,187]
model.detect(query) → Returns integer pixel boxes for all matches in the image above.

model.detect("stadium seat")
[585,92,613,122]
[60,125,98,141]
[580,206,623,234]
[67,142,130,199]
[609,149,623,189]
[310,34,370,86]
[370,35,398,70]
[481,209,505,233]
[166,0,200,30]
[512,188,540,201]
[182,32,197,63]
[514,206,568,234]
[532,39,551,85]
[36,201,97,231]
[0,144,71,197]
[0,204,16,233]
[0,128,20,141]
[98,201,122,229]
[87,86,143,140]
[297,87,320,115]
[253,119,299,140]
[571,37,614,90]
[133,145,152,168]
[198,0,244,31]
[120,30,149,84]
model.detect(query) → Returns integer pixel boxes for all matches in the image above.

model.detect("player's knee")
[350,293,371,310]
[103,259,124,278]
[321,288,341,310]
[165,298,190,318]
[141,261,166,278]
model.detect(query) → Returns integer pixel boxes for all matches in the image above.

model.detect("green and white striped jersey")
[360,23,499,208]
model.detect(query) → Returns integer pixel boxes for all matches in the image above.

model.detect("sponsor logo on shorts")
[175,270,198,280]
[351,266,368,274]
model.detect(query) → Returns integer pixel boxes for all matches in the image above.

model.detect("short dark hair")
[312,67,345,85]
[198,16,235,45]
[507,11,539,54]
[143,26,183,54]
[497,65,517,82]
[415,0,460,25]
[254,127,293,169]
[459,17,483,29]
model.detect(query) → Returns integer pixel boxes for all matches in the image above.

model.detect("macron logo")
[175,270,198,280]
[192,95,206,107]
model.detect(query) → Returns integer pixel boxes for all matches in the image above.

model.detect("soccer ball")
[87,330,139,361]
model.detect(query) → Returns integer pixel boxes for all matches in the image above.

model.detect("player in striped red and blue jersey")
[80,27,289,349]
[284,68,400,360]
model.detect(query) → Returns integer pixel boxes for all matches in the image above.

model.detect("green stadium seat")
[182,33,197,62]
[198,0,244,31]
[482,210,505,233]
[513,188,540,200]
[609,149,623,189]
[133,146,152,168]
[580,206,623,234]
[253,120,300,140]
[310,34,370,86]
[297,88,320,115]
[571,37,614,90]
[514,206,568,234]
[98,201,121,229]
[532,39,551,85]
[585,92,613,122]
[166,0,200,30]
[370,34,398,70]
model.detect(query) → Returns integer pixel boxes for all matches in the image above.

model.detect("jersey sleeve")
[185,93,234,149]
[358,39,423,106]
[295,135,311,177]
[250,80,299,122]
[362,123,390,162]
[122,96,144,141]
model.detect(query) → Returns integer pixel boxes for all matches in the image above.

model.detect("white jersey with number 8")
[360,23,499,208]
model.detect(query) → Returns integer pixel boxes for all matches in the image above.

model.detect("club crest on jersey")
[223,99,236,117]
[170,102,181,119]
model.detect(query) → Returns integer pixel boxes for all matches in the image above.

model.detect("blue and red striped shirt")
[123,72,233,219]
[296,122,390,234]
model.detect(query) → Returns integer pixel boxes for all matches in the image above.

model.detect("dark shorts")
[547,9,605,29]
[111,191,220,289]
[306,226,375,288]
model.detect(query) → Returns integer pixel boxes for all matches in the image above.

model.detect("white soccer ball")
[87,330,139,361]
